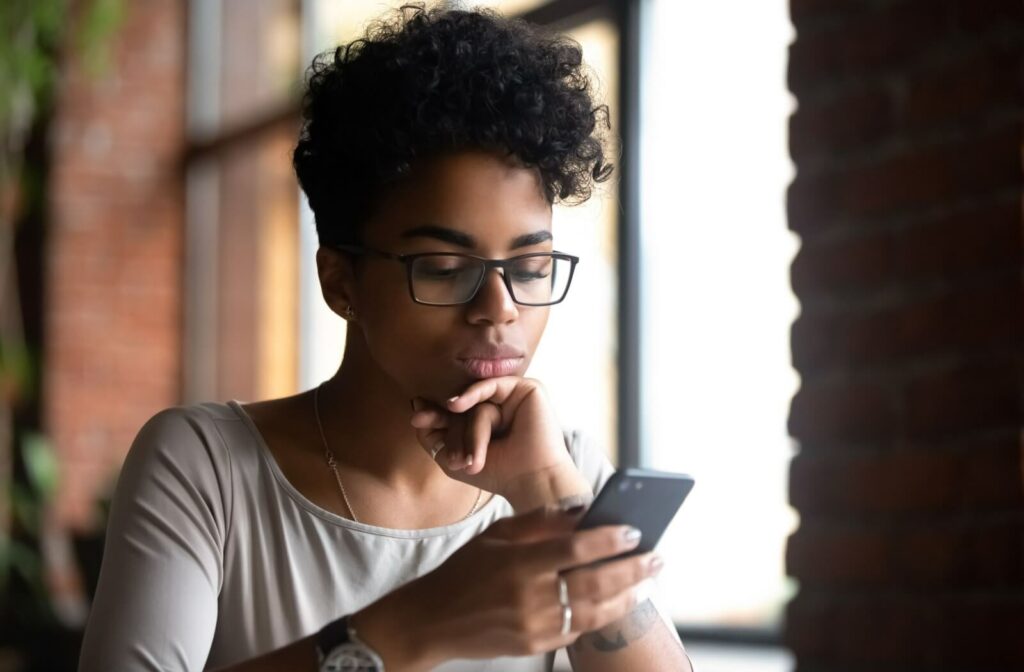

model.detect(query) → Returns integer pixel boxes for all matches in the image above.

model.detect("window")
[639,0,799,652]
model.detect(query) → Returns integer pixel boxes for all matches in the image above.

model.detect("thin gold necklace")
[313,384,483,524]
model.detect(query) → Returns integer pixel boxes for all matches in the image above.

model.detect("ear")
[316,247,358,319]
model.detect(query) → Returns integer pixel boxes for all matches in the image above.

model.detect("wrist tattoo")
[574,599,659,653]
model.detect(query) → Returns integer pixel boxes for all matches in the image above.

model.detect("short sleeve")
[78,407,233,672]
[562,430,687,651]
[563,429,616,495]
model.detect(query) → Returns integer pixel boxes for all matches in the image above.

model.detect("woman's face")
[327,150,556,403]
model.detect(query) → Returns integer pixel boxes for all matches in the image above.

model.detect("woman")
[78,5,692,671]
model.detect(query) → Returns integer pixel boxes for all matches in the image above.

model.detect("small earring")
[344,306,355,319]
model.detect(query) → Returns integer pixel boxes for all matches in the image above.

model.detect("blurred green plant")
[0,0,124,657]
[0,433,57,595]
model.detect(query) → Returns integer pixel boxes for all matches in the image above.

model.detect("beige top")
[78,401,681,671]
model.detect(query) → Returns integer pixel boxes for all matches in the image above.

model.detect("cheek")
[520,307,550,356]
[358,301,462,397]
[355,279,552,400]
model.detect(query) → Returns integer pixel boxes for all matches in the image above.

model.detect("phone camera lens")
[618,480,630,492]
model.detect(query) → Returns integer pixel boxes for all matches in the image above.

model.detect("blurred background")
[0,0,1020,670]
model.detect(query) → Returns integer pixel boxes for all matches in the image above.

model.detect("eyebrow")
[400,225,553,250]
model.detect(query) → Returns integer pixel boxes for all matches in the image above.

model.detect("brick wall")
[785,1,1023,670]
[46,0,185,532]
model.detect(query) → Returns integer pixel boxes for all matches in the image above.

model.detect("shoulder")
[562,429,617,497]
[118,403,236,499]
[130,403,235,459]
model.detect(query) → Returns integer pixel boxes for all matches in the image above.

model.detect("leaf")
[6,538,43,589]
[0,335,34,400]
[10,481,39,533]
[21,431,58,500]
[77,0,125,76]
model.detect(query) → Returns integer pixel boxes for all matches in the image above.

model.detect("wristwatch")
[315,615,386,671]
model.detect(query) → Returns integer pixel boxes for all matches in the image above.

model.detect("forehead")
[366,150,552,249]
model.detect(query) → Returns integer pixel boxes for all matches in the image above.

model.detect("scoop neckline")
[226,399,503,539]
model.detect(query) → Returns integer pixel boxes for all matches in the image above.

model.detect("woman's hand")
[410,376,577,498]
[352,505,664,669]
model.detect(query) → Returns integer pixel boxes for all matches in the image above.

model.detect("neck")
[317,330,448,496]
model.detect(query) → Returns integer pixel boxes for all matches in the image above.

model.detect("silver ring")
[558,576,572,635]
[430,441,444,460]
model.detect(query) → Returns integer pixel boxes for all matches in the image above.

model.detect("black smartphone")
[576,468,695,562]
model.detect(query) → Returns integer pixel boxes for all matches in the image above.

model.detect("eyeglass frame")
[331,244,580,307]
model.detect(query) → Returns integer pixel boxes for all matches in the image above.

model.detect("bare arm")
[209,588,431,672]
[567,602,692,672]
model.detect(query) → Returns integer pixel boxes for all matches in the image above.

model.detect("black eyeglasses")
[333,245,579,307]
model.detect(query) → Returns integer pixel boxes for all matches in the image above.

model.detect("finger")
[447,376,535,414]
[443,414,469,471]
[410,407,449,430]
[524,525,642,574]
[561,552,660,605]
[484,503,586,543]
[564,579,650,635]
[462,402,501,475]
[414,426,447,462]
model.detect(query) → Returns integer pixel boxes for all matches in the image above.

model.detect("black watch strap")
[315,615,352,661]
[315,615,386,671]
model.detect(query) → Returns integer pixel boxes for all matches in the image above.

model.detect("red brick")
[788,0,952,94]
[950,0,1024,34]
[903,357,1021,439]
[845,125,1020,215]
[895,517,1024,587]
[787,516,1023,589]
[903,42,1022,128]
[791,434,1023,514]
[790,230,895,296]
[46,0,184,532]
[789,125,1021,230]
[787,593,1024,666]
[791,197,1021,296]
[789,0,866,25]
[786,521,891,584]
[899,196,1021,279]
[790,87,894,160]
[789,378,897,443]
[792,278,1022,370]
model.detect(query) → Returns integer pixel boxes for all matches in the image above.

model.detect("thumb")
[484,503,587,543]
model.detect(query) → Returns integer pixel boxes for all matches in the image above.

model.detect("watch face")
[322,643,381,672]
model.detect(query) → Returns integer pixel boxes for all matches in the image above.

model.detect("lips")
[456,343,526,379]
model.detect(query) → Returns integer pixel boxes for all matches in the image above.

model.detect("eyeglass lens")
[409,255,571,306]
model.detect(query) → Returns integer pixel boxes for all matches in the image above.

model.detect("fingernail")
[447,395,459,404]
[623,527,642,545]
[465,454,473,466]
[562,504,586,516]
[649,555,664,576]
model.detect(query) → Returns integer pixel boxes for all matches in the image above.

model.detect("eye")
[510,257,553,282]
[510,269,549,282]
[412,256,475,281]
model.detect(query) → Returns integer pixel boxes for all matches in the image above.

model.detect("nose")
[465,268,519,325]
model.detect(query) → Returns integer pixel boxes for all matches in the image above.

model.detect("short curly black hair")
[293,3,614,246]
